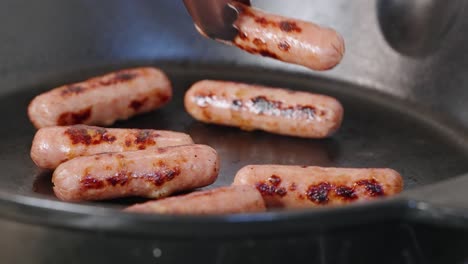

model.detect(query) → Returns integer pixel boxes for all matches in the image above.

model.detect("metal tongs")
[183,0,251,42]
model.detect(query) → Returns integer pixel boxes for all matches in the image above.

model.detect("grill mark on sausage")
[235,40,280,59]
[194,93,319,121]
[61,85,85,96]
[133,130,160,150]
[58,70,140,100]
[306,182,333,204]
[99,72,137,86]
[116,72,137,81]
[268,175,282,186]
[278,41,291,52]
[356,179,384,196]
[255,175,287,197]
[305,179,382,204]
[129,97,149,111]
[107,171,129,186]
[335,186,357,200]
[275,187,287,196]
[238,31,249,40]
[279,21,302,33]
[232,99,243,110]
[57,107,92,126]
[141,167,180,186]
[64,125,116,145]
[250,96,317,120]
[255,17,276,27]
[255,183,287,197]
[289,183,297,191]
[259,50,279,59]
[157,147,168,154]
[81,176,105,189]
[81,167,180,191]
[158,93,171,104]
[253,38,267,48]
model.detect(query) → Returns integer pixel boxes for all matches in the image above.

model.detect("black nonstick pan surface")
[2,0,468,263]
[6,64,467,198]
[2,61,468,230]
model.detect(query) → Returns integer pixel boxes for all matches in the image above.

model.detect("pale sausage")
[185,80,343,138]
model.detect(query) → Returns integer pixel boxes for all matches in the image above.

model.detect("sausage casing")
[28,67,172,128]
[184,80,343,138]
[233,165,403,208]
[31,125,194,169]
[232,3,345,71]
[52,144,219,202]
[125,185,266,215]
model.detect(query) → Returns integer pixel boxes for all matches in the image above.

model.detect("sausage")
[28,67,172,129]
[184,80,343,138]
[52,144,219,202]
[31,125,194,169]
[233,165,403,208]
[125,185,266,215]
[231,3,345,71]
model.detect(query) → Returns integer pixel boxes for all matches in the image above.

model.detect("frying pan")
[1,0,468,263]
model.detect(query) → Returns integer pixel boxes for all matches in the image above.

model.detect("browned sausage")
[233,165,403,208]
[52,144,219,202]
[28,67,172,129]
[231,3,345,71]
[31,125,194,169]
[125,185,266,215]
[184,80,343,138]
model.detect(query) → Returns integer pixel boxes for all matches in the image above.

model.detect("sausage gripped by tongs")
[182,0,345,71]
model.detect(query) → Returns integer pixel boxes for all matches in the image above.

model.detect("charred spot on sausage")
[259,50,280,59]
[255,176,287,197]
[255,17,269,26]
[99,72,137,86]
[335,186,357,200]
[278,41,291,52]
[81,176,105,189]
[57,107,92,126]
[116,72,137,81]
[253,38,267,48]
[289,183,297,191]
[268,175,282,186]
[129,97,149,111]
[61,85,85,96]
[356,179,384,196]
[306,182,332,204]
[232,99,243,110]
[143,167,180,186]
[238,31,249,40]
[107,171,129,186]
[65,125,116,145]
[134,130,159,150]
[279,21,302,33]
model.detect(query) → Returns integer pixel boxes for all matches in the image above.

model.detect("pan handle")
[402,174,468,228]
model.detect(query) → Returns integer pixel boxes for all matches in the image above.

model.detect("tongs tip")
[183,0,251,42]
